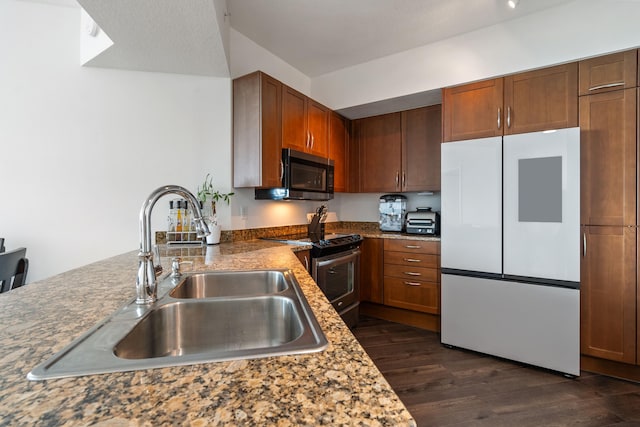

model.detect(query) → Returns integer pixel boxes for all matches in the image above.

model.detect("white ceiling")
[33,0,579,114]
[51,0,580,79]
[228,0,579,77]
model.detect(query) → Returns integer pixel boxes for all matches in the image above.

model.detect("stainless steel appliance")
[254,149,334,201]
[379,194,407,231]
[405,208,440,235]
[266,233,363,328]
[440,127,580,376]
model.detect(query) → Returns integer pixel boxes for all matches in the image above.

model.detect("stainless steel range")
[267,233,363,328]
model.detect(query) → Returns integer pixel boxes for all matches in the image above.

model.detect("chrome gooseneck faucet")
[136,185,210,304]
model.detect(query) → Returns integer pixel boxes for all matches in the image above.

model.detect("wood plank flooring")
[352,316,640,427]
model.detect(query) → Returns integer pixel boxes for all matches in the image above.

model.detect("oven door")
[312,248,360,312]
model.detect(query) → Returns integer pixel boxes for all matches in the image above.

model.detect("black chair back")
[0,248,29,293]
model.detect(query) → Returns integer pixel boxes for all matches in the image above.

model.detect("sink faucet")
[136,185,210,304]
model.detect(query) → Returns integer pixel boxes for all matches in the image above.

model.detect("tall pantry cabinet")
[579,49,640,376]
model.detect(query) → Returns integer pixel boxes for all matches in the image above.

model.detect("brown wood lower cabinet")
[359,238,384,303]
[295,249,310,273]
[360,237,441,331]
[383,239,440,315]
[581,225,637,364]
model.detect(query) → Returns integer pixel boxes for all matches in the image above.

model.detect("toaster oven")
[405,208,440,235]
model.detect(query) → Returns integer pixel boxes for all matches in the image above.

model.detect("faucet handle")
[171,257,182,278]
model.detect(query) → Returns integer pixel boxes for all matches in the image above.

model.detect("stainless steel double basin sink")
[28,270,328,380]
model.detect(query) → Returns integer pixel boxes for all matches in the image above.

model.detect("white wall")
[229,28,311,95]
[311,0,640,110]
[0,1,231,282]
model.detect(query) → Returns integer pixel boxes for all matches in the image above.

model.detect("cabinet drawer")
[384,239,440,254]
[383,277,439,314]
[384,251,438,268]
[384,263,439,282]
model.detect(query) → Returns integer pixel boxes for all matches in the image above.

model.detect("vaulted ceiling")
[73,0,577,78]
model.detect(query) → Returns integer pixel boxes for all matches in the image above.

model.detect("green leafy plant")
[196,174,234,220]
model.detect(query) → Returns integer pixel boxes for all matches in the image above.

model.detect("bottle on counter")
[175,200,183,233]
[167,200,176,233]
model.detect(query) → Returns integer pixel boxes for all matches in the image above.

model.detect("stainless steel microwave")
[255,148,334,201]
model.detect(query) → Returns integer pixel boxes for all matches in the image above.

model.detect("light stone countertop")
[0,239,416,426]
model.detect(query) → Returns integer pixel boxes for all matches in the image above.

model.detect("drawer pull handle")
[404,281,421,287]
[405,245,421,249]
[404,258,422,263]
[404,271,421,276]
[588,82,625,91]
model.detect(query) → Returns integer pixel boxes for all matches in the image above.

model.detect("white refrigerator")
[440,127,580,376]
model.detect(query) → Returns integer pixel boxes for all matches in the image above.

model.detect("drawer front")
[384,239,440,254]
[384,263,439,282]
[384,251,438,268]
[383,277,440,314]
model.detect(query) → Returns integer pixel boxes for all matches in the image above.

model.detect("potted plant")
[197,174,234,245]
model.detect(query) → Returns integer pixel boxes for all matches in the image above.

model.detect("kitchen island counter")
[0,240,416,426]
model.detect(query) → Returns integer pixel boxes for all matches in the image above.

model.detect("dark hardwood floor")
[352,316,640,427]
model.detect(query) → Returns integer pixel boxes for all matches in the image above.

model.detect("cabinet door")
[307,100,329,157]
[329,112,348,192]
[579,50,637,95]
[580,88,636,226]
[402,105,442,191]
[282,85,308,152]
[359,112,402,192]
[233,72,282,188]
[295,249,310,272]
[442,78,503,142]
[504,63,578,134]
[359,238,384,304]
[260,74,284,188]
[581,225,636,364]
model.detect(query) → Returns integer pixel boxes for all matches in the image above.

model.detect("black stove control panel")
[316,234,363,247]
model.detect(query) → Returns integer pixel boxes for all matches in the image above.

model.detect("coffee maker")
[379,194,407,232]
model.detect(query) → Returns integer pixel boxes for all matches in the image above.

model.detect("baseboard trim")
[581,355,640,383]
[360,302,440,332]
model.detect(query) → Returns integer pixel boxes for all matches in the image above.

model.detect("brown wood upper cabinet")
[355,106,442,193]
[282,85,329,157]
[579,49,637,96]
[402,105,442,192]
[580,88,637,226]
[442,78,503,141]
[443,63,578,141]
[233,71,283,188]
[329,111,349,193]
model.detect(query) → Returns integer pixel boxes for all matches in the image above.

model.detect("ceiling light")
[508,0,520,8]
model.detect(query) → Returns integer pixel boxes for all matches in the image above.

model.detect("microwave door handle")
[280,160,284,183]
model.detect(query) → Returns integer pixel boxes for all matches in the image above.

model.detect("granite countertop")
[0,239,416,426]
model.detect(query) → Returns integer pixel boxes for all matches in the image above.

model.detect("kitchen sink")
[27,270,327,380]
[170,270,289,299]
[114,297,303,359]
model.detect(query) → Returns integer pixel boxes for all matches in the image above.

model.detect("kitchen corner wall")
[0,1,231,283]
